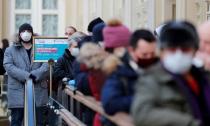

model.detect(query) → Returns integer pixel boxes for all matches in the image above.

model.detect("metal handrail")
[24,79,36,126]
[47,97,86,126]
[64,85,134,126]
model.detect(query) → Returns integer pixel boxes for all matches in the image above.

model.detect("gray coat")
[131,62,200,126]
[3,42,49,108]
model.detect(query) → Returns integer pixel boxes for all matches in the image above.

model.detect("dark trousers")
[10,107,47,126]
[10,108,24,126]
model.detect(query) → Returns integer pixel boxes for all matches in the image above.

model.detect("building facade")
[0,0,210,45]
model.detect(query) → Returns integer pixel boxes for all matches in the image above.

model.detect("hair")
[130,29,156,48]
[107,19,122,27]
[66,26,77,32]
[2,39,9,50]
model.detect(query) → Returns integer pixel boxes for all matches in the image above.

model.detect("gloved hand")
[68,80,77,94]
[62,77,70,90]
[68,80,76,86]
[29,74,36,83]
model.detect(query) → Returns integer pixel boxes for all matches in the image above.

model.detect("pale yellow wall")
[65,0,85,32]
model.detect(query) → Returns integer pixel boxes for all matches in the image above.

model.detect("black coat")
[53,49,75,81]
[0,48,6,75]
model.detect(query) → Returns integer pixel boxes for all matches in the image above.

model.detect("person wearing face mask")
[65,26,77,37]
[131,21,210,126]
[129,29,158,69]
[3,23,49,126]
[194,21,210,71]
[49,32,85,126]
[100,19,138,126]
[53,32,85,112]
[54,32,85,82]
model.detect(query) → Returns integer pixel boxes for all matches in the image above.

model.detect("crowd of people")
[2,17,210,126]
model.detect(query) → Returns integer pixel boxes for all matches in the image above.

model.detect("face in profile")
[65,27,76,37]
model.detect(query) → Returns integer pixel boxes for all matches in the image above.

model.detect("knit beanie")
[87,17,104,32]
[92,22,106,42]
[103,19,131,48]
[19,23,33,34]
[68,32,86,45]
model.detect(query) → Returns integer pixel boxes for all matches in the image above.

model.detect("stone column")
[124,0,132,28]
[0,0,2,41]
[96,0,102,17]
[176,0,187,20]
[131,0,155,30]
[83,0,89,32]
[195,0,209,24]
[65,0,78,29]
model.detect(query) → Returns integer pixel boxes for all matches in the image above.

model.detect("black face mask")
[137,57,159,68]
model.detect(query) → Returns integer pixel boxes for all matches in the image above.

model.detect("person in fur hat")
[78,42,107,126]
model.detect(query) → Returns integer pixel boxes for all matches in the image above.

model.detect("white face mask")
[162,50,193,74]
[71,48,79,57]
[20,31,32,42]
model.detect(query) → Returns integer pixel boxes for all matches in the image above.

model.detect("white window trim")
[10,0,66,37]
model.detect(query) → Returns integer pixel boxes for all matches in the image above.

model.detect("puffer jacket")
[4,42,49,108]
[101,53,138,115]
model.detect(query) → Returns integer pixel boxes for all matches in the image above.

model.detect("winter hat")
[154,24,165,37]
[159,21,199,49]
[68,32,86,46]
[87,17,104,32]
[92,22,106,42]
[19,23,33,34]
[103,19,131,48]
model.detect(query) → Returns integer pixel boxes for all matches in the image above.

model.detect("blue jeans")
[10,107,47,126]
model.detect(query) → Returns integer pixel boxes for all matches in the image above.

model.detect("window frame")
[10,0,65,37]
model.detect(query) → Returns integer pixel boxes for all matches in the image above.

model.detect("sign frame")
[33,36,68,62]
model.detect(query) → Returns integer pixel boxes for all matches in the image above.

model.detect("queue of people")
[2,17,210,126]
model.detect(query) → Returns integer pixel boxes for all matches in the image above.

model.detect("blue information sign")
[33,37,68,62]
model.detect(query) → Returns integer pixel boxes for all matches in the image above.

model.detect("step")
[0,117,10,126]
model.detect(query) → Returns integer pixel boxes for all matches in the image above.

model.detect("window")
[15,14,31,32]
[10,0,65,37]
[15,0,31,9]
[42,15,58,36]
[42,0,57,10]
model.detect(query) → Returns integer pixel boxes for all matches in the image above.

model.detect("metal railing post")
[48,59,54,98]
[24,79,36,126]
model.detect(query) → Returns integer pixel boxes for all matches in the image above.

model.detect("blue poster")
[33,37,68,62]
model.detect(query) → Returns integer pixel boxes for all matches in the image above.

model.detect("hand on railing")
[62,77,70,90]
[29,74,36,83]
[62,77,77,94]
